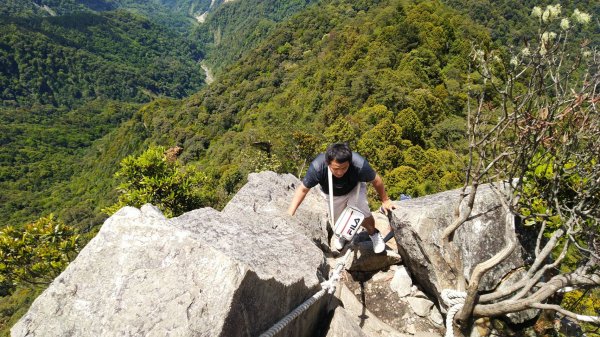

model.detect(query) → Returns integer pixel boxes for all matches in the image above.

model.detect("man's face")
[328,160,350,178]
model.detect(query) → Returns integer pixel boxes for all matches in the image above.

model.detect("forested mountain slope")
[0,0,324,232]
[2,0,485,238]
[0,8,206,230]
[0,10,204,107]
[194,0,321,75]
[0,101,140,229]
[1,0,211,18]
[135,0,485,202]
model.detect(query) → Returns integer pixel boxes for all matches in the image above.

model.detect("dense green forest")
[0,6,208,237]
[0,0,211,17]
[0,10,205,107]
[0,101,141,228]
[0,0,598,334]
[0,0,487,234]
[81,0,484,217]
[193,0,321,74]
[164,0,483,197]
[0,0,213,36]
[0,0,322,232]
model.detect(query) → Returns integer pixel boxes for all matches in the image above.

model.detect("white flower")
[572,9,591,24]
[521,48,531,57]
[542,32,557,42]
[542,4,561,22]
[548,4,561,17]
[531,6,543,18]
[582,51,591,58]
[540,44,547,56]
[560,18,570,30]
[510,56,519,66]
[542,9,550,22]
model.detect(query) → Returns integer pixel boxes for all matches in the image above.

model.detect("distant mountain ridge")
[1,0,212,17]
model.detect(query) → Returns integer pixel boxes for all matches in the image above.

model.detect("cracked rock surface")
[12,173,328,337]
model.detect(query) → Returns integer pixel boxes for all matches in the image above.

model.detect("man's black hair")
[325,143,352,164]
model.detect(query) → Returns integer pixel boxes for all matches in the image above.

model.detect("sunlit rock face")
[12,172,329,337]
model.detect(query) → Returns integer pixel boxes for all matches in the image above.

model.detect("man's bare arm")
[371,174,395,214]
[288,183,311,216]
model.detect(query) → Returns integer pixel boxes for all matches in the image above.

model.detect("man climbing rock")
[287,143,395,253]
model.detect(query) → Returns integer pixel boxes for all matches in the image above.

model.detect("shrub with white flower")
[463,4,600,336]
[541,32,557,43]
[572,9,591,24]
[542,4,561,22]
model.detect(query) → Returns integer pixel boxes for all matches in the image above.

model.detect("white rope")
[325,247,354,294]
[259,246,354,336]
[441,289,467,337]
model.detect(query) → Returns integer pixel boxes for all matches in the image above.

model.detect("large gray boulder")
[337,284,412,337]
[223,171,330,251]
[325,304,369,337]
[12,173,330,337]
[390,184,525,309]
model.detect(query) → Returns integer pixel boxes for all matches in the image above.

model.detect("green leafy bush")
[0,215,80,294]
[104,146,216,218]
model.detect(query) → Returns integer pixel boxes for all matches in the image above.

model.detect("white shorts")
[321,182,372,223]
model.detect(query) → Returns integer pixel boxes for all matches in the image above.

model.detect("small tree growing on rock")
[104,146,215,218]
[441,5,599,335]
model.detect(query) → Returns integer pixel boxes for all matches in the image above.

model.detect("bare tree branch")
[455,210,517,325]
[535,219,547,256]
[511,235,569,301]
[473,269,600,317]
[530,303,600,324]
[442,183,477,277]
[443,7,599,334]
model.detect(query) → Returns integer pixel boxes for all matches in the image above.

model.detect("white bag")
[328,167,364,241]
[333,206,365,241]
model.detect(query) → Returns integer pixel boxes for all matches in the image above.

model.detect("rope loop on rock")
[258,246,354,337]
[441,289,467,337]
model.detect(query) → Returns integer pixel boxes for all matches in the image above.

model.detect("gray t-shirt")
[302,152,376,196]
